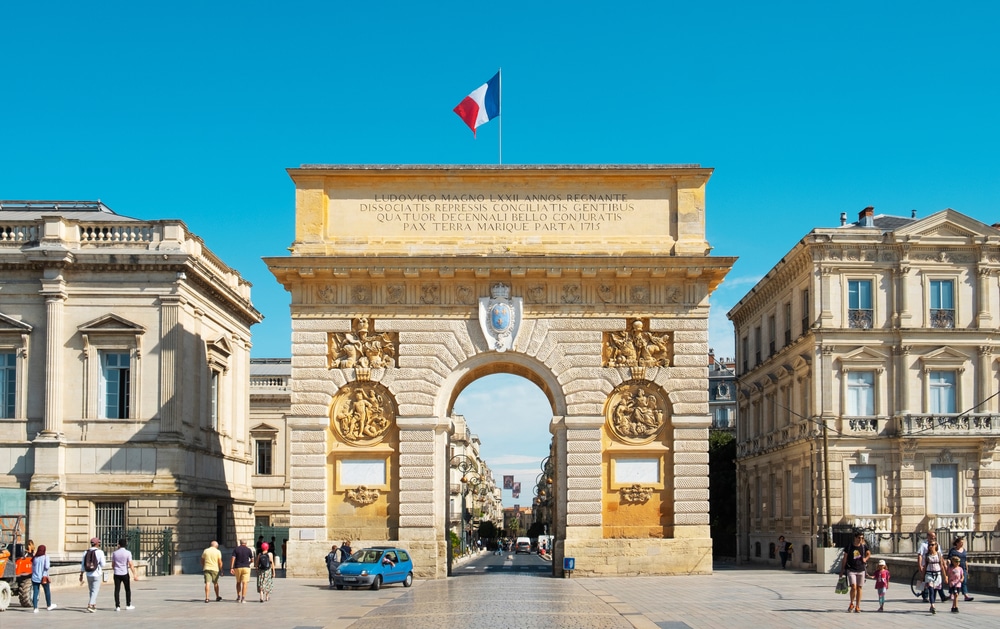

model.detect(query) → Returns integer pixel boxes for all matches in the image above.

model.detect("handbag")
[835,574,849,594]
[40,576,49,585]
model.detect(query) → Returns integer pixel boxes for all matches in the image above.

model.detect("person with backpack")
[256,541,274,603]
[79,537,106,613]
[838,529,870,613]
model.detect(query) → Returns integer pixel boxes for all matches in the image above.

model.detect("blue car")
[333,546,414,590]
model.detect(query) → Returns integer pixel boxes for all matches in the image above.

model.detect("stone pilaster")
[158,295,183,435]
[40,278,67,438]
[285,414,329,577]
[396,414,450,579]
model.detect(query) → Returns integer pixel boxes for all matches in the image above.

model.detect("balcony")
[930,308,955,328]
[850,514,892,534]
[841,416,886,435]
[899,413,1000,435]
[848,308,873,329]
[930,513,974,531]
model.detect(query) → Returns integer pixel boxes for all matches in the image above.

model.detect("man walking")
[202,541,223,603]
[79,537,106,613]
[111,537,138,611]
[230,539,254,603]
[778,535,793,569]
[325,544,340,589]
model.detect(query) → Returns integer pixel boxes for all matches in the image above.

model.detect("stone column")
[897,264,911,326]
[896,345,911,415]
[977,267,993,328]
[979,346,994,414]
[396,414,450,579]
[39,277,67,438]
[158,295,183,436]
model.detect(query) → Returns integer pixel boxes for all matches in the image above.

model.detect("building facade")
[729,207,1000,569]
[249,358,292,530]
[0,201,261,568]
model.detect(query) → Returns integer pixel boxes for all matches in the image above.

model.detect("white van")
[515,536,532,554]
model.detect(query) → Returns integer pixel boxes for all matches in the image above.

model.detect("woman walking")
[947,536,974,602]
[30,544,56,612]
[256,541,274,602]
[923,541,944,614]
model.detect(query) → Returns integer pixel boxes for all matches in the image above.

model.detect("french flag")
[453,71,500,137]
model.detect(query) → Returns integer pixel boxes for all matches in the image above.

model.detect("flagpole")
[498,67,502,165]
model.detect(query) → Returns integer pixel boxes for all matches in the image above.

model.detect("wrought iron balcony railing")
[848,308,873,329]
[900,413,1000,435]
[930,309,955,328]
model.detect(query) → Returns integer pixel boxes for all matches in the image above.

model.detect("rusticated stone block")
[566,477,602,489]
[567,440,602,453]
[566,489,602,503]
[398,503,435,515]
[399,478,435,491]
[566,501,602,514]
[566,514,602,526]
[674,464,709,477]
[674,513,710,525]
[399,441,435,454]
[566,452,602,466]
[674,452,709,464]
[399,516,435,528]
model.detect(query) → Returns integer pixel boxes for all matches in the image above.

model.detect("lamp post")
[449,454,479,555]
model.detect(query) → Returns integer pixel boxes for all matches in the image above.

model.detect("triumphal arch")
[266,165,734,578]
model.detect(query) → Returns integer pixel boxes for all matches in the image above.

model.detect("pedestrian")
[30,544,55,612]
[79,536,106,613]
[230,539,254,603]
[282,538,288,571]
[111,537,138,611]
[947,555,964,613]
[868,558,890,612]
[922,540,944,614]
[325,544,340,589]
[778,535,793,569]
[946,536,974,602]
[838,529,870,613]
[255,535,265,556]
[201,540,223,603]
[24,539,35,558]
[256,541,274,603]
[916,530,942,602]
[339,539,353,562]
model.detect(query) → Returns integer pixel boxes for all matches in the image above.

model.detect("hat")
[877,559,886,566]
[90,537,100,545]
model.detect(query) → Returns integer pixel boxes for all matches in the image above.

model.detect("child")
[869,559,890,612]
[947,555,965,613]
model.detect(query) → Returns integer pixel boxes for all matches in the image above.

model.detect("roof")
[249,358,291,376]
[0,200,140,222]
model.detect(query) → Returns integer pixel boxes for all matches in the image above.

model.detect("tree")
[709,430,737,558]
[478,520,498,541]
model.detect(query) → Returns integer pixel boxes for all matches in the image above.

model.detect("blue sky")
[4,1,999,506]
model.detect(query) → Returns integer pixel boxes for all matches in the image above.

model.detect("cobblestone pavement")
[3,562,999,628]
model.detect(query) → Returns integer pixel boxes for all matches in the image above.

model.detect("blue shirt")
[31,554,50,583]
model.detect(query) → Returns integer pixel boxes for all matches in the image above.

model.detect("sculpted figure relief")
[328,317,398,369]
[606,383,667,442]
[604,319,671,367]
[332,383,396,444]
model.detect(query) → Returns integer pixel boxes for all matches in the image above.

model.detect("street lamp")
[449,454,480,555]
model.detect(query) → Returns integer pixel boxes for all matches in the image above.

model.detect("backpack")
[258,552,271,570]
[84,549,99,572]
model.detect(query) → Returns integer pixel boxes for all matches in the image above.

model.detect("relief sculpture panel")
[331,382,397,446]
[603,319,671,367]
[328,317,398,369]
[605,382,668,444]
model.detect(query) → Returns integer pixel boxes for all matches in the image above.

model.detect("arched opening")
[447,369,556,577]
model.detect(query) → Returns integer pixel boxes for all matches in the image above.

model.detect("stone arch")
[438,349,565,419]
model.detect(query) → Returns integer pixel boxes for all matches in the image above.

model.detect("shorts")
[203,570,220,584]
[950,586,962,597]
[234,567,251,583]
[846,570,866,586]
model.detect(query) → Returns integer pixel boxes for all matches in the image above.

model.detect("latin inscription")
[358,192,636,233]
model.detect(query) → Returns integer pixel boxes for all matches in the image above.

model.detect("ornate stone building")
[266,164,734,579]
[249,358,292,529]
[729,207,1000,569]
[0,201,261,568]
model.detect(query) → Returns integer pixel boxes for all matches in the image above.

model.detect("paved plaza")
[4,562,1000,628]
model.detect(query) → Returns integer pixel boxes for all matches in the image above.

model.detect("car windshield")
[347,549,384,564]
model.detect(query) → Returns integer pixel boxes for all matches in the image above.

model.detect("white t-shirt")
[112,547,133,576]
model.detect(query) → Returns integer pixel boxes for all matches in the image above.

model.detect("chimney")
[708,348,715,367]
[912,209,917,219]
[859,206,875,227]
[840,212,847,226]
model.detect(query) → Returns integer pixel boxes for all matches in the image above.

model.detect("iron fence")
[98,527,173,576]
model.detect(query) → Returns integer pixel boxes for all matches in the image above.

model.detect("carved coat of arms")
[478,283,522,352]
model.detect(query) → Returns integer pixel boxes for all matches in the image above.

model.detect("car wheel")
[335,584,344,591]
[403,572,413,587]
[370,575,382,591]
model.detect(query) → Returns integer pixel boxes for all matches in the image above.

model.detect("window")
[754,476,761,518]
[846,371,875,416]
[784,470,793,518]
[929,370,956,413]
[768,315,776,356]
[210,370,220,431]
[930,464,958,514]
[95,502,125,544]
[0,353,14,419]
[784,302,792,346]
[930,279,955,328]
[848,279,873,329]
[256,438,273,475]
[754,326,762,365]
[801,289,810,334]
[741,336,748,373]
[849,464,876,514]
[99,351,130,419]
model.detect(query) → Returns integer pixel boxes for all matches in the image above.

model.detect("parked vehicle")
[333,546,414,591]
[0,515,32,611]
